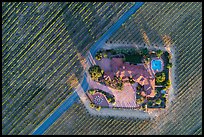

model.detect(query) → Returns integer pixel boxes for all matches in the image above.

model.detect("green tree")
[88,65,104,81]
[156,72,166,84]
[156,50,163,58]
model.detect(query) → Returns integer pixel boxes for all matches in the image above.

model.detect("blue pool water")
[151,59,162,71]
[161,90,166,94]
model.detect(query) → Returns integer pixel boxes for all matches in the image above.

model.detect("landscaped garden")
[88,65,123,90]
[88,65,104,82]
[88,89,116,111]
[146,87,167,108]
[104,76,123,90]
[87,47,172,112]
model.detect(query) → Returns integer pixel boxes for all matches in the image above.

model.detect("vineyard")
[2,2,136,135]
[44,2,202,135]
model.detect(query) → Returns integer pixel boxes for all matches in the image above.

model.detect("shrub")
[129,77,135,84]
[89,89,95,95]
[155,99,162,105]
[136,91,141,95]
[136,84,142,91]
[141,48,149,56]
[116,84,122,90]
[136,94,141,99]
[110,49,117,55]
[96,106,101,111]
[136,96,145,104]
[112,76,123,90]
[165,80,171,88]
[168,53,172,60]
[107,98,112,103]
[103,52,108,58]
[109,98,115,104]
[104,79,110,85]
[145,57,150,63]
[90,103,95,108]
[167,63,172,69]
[112,101,116,105]
[162,87,167,91]
[147,100,153,107]
[95,51,103,60]
[161,94,166,98]
[140,104,147,111]
[160,101,165,108]
[156,50,163,58]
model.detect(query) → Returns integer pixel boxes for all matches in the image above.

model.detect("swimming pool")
[161,90,166,94]
[151,59,163,72]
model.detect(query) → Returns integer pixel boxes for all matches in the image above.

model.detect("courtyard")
[88,78,138,108]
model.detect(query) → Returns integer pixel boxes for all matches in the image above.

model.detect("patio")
[89,79,138,108]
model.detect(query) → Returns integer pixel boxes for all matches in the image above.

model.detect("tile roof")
[105,57,155,98]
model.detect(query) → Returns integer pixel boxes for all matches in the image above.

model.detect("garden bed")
[88,89,115,104]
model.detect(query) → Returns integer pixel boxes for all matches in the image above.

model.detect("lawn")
[124,52,143,65]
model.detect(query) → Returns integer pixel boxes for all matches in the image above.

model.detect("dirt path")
[103,43,168,51]
[166,47,177,109]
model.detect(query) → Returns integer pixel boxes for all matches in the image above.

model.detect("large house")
[104,58,155,98]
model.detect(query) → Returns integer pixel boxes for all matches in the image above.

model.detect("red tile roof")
[111,58,123,72]
[105,57,155,98]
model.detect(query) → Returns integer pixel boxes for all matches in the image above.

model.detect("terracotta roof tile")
[104,58,156,98]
